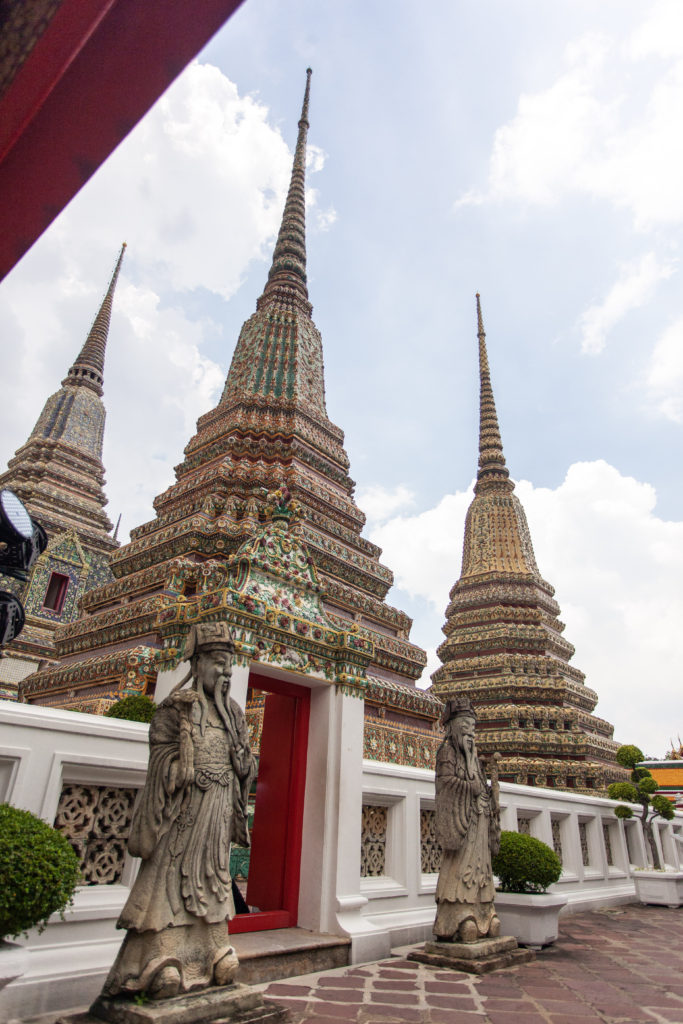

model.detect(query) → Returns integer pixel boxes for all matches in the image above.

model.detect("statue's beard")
[214,677,238,740]
[462,736,477,780]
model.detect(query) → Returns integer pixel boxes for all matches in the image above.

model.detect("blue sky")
[1,0,681,756]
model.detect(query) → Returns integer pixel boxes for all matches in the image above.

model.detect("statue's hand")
[169,759,193,792]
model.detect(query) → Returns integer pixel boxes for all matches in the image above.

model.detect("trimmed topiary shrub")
[0,804,80,940]
[104,694,156,723]
[609,743,674,869]
[492,830,562,894]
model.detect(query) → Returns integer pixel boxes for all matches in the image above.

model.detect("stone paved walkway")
[257,905,683,1024]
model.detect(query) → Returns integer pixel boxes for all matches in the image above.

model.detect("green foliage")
[616,744,645,770]
[492,831,562,894]
[631,766,652,782]
[0,804,80,940]
[639,776,658,795]
[608,781,638,802]
[651,795,675,820]
[614,806,633,820]
[104,695,156,723]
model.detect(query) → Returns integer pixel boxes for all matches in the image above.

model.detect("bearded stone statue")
[100,621,256,1001]
[433,696,501,943]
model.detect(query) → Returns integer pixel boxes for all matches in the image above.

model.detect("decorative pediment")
[39,529,89,569]
[157,486,373,693]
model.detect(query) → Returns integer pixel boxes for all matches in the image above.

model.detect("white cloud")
[578,252,675,354]
[460,9,683,230]
[367,462,683,758]
[356,483,416,527]
[0,63,324,539]
[644,315,683,422]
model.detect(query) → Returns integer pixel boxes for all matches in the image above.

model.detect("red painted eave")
[0,0,244,283]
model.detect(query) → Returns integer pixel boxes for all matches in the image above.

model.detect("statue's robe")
[433,739,498,940]
[103,690,255,995]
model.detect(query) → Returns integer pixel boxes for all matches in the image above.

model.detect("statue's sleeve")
[434,741,474,851]
[127,702,184,860]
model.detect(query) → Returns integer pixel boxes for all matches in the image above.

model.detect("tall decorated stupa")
[0,246,125,697]
[430,296,625,795]
[21,72,440,767]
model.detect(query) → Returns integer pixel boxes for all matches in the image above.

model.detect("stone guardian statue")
[433,696,501,942]
[100,620,256,1000]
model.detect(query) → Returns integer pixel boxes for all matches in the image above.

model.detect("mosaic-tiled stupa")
[0,246,125,697]
[430,296,626,795]
[21,72,441,764]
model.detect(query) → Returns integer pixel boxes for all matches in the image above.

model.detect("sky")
[1,0,682,757]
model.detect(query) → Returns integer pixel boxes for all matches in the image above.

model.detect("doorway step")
[233,929,350,985]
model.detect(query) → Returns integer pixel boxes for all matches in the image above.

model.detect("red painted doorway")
[230,673,310,934]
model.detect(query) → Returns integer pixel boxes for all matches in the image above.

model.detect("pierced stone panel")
[420,808,442,874]
[602,822,614,866]
[579,822,590,866]
[360,804,387,877]
[54,783,138,885]
[551,819,563,864]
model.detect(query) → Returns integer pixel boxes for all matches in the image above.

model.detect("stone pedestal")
[57,984,286,1024]
[408,935,535,974]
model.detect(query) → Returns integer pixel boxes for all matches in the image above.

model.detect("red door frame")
[230,673,310,934]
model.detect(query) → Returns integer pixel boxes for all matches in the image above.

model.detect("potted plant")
[0,804,80,991]
[492,831,565,948]
[609,744,682,907]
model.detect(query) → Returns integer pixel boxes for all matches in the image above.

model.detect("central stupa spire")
[475,294,512,495]
[258,68,312,313]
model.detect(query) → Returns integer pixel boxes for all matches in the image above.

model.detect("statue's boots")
[149,965,181,1000]
[488,915,501,938]
[459,919,479,943]
[214,946,240,986]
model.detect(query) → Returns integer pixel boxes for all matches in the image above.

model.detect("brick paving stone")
[533,1000,597,1015]
[309,1002,368,1019]
[265,984,313,996]
[428,1012,486,1024]
[372,980,420,991]
[425,981,477,994]
[485,1013,548,1024]
[318,977,368,988]
[360,1005,423,1021]
[365,991,420,1005]
[427,995,488,1011]
[313,990,365,1003]
[543,1017,606,1024]
[482,997,543,1013]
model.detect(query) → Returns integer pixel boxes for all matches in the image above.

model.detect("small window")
[43,572,69,613]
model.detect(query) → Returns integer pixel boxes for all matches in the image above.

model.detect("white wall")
[1,700,682,1017]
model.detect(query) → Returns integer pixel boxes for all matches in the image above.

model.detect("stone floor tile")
[372,980,419,991]
[427,1012,486,1024]
[317,977,368,988]
[313,990,365,1003]
[424,981,477,994]
[309,1002,368,1019]
[426,995,487,1011]
[359,1005,423,1021]
[265,983,313,996]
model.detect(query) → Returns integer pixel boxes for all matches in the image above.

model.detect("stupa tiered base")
[408,935,534,974]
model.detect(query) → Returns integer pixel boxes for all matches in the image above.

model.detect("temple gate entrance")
[231,672,310,934]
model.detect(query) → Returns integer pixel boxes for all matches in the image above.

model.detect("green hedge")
[104,694,156,723]
[492,830,562,894]
[0,804,80,940]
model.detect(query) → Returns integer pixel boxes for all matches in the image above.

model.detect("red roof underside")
[0,0,243,283]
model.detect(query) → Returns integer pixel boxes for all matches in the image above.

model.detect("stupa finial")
[258,69,312,310]
[474,293,513,495]
[64,242,126,396]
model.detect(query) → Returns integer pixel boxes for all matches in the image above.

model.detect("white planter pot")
[494,891,568,949]
[633,870,683,908]
[0,940,30,992]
